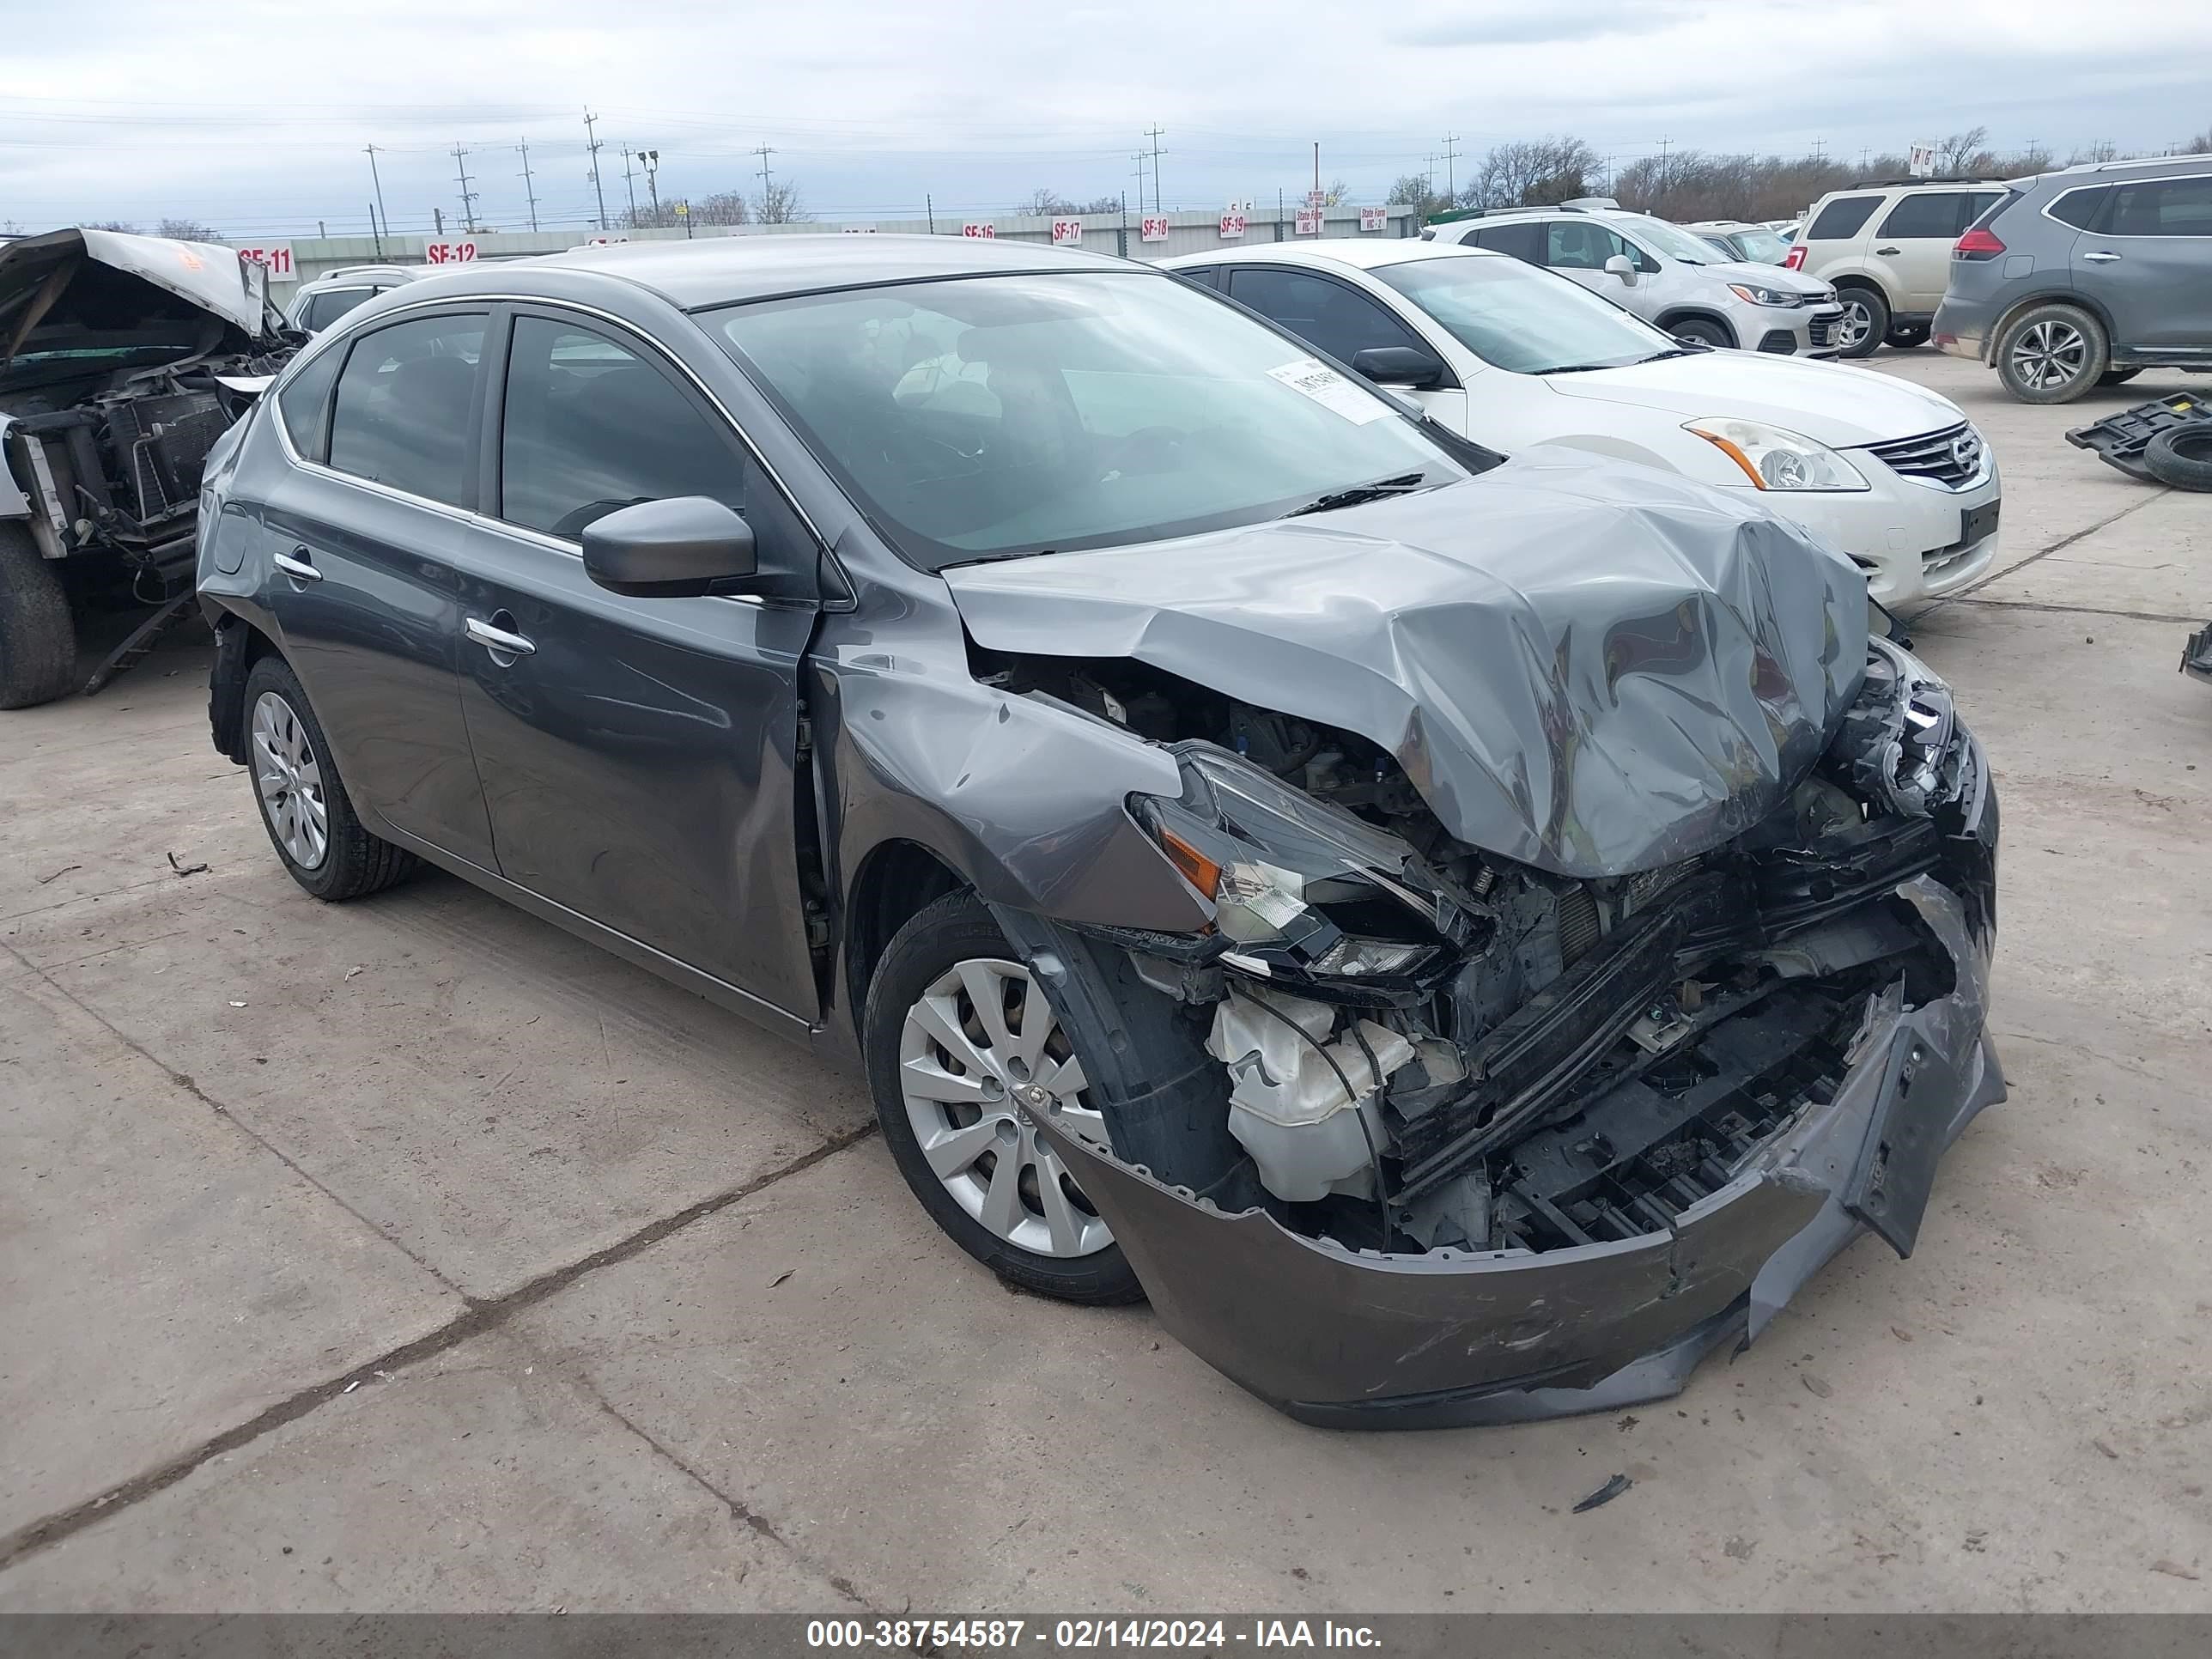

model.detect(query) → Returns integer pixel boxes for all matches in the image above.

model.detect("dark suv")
[1934,155,2212,403]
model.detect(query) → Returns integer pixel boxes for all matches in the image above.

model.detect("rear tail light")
[1783,244,1807,270]
[1954,228,2006,261]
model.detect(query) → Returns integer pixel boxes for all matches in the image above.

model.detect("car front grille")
[1868,422,1986,489]
[1807,308,1844,348]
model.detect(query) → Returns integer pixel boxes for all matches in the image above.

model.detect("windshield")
[708,271,1460,569]
[1375,254,1674,374]
[1613,216,1724,264]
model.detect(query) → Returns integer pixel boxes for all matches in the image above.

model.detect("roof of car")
[1160,238,1496,273]
[475,232,1139,311]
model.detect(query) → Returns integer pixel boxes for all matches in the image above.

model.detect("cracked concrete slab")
[0,1331,862,1612]
[0,966,464,1539]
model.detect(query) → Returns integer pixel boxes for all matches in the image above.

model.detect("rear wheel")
[0,522,78,709]
[1834,288,1890,359]
[1995,303,2108,404]
[2097,368,2143,388]
[242,655,420,901]
[866,890,1142,1304]
[1886,322,1930,349]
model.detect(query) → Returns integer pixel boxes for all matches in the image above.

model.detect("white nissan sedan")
[1164,239,2000,608]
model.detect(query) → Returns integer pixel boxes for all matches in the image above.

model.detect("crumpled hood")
[945,451,1869,878]
[1545,351,1968,448]
[1,228,276,374]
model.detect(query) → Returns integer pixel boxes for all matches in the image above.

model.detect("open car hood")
[945,451,1869,878]
[1,228,279,381]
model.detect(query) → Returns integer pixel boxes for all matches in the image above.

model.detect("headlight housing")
[1727,282,1800,307]
[1134,744,1455,991]
[1686,417,1869,491]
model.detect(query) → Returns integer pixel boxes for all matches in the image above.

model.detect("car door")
[258,307,498,867]
[447,306,823,1018]
[1224,263,1465,427]
[2080,173,2212,354]
[1874,190,2002,313]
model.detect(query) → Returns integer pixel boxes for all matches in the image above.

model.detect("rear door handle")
[273,548,320,581]
[465,616,537,658]
[1875,246,1901,256]
[2082,251,2123,263]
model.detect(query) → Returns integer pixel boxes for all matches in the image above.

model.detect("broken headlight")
[1134,743,1451,988]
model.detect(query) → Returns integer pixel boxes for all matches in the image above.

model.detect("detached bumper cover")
[1032,874,2003,1430]
[2182,621,2212,684]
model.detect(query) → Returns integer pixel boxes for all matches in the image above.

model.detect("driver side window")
[498,314,747,539]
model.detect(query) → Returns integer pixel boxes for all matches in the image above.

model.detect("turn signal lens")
[1158,826,1223,897]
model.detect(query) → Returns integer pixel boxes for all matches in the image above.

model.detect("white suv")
[1784,181,2007,357]
[1425,204,1846,356]
[1165,238,2001,609]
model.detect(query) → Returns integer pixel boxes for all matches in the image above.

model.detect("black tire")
[0,521,79,710]
[1995,302,2109,404]
[1835,287,1890,360]
[1668,317,1733,349]
[865,889,1145,1305]
[1886,322,1930,349]
[241,654,420,901]
[2142,427,2212,492]
[2097,368,2143,387]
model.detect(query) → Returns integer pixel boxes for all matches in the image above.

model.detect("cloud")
[1392,3,1692,46]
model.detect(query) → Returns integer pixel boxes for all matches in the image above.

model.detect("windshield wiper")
[1285,471,1431,518]
[1638,346,1707,362]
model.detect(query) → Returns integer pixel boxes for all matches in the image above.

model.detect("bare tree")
[1386,173,1448,217]
[1934,127,1990,174]
[2191,130,2212,155]
[755,182,810,223]
[1468,136,1600,209]
[156,217,223,241]
[2067,140,2118,165]
[83,219,138,232]
[686,190,750,226]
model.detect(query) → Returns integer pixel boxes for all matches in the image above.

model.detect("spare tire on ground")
[2142,426,2212,492]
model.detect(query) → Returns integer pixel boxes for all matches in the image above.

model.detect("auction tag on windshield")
[1266,357,1389,424]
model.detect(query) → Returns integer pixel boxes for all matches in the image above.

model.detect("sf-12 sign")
[1294,209,1324,235]
[960,222,997,238]
[1051,218,1084,245]
[234,244,294,277]
[1358,207,1388,232]
[423,241,478,264]
[1218,212,1248,240]
[1140,216,1170,243]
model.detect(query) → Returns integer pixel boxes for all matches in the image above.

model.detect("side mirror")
[582,496,757,599]
[1349,345,1447,389]
[1603,254,1638,287]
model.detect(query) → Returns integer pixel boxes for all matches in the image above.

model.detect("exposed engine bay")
[976,635,1995,1265]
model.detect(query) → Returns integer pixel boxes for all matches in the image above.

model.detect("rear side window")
[1174,265,1224,290]
[1471,222,1544,262]
[1808,195,1881,240]
[1876,191,1988,240]
[2045,185,2109,230]
[327,313,487,507]
[498,315,745,538]
[301,287,374,331]
[2106,175,2212,236]
[274,346,342,465]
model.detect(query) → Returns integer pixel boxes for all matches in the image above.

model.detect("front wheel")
[1834,288,1890,359]
[1886,322,1930,349]
[0,522,78,709]
[1995,303,2109,404]
[1668,318,1733,349]
[866,890,1142,1304]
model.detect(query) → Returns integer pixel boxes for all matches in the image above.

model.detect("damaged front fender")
[1027,875,2004,1429]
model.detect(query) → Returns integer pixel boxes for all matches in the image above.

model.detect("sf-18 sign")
[234,244,294,277]
[423,241,478,264]
[1140,216,1170,243]
[1051,218,1084,245]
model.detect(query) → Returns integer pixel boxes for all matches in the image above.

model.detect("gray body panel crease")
[946,451,1868,875]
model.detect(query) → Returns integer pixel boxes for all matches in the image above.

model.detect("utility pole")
[619,146,640,226]
[368,201,382,258]
[434,207,445,235]
[639,150,661,227]
[519,138,540,231]
[1133,151,1149,216]
[1313,141,1321,202]
[452,143,478,234]
[1658,136,1673,196]
[583,107,609,231]
[364,144,392,243]
[1144,125,1166,213]
[1441,132,1461,202]
[754,143,776,215]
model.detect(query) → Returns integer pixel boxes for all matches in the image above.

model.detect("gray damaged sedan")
[196,236,2002,1427]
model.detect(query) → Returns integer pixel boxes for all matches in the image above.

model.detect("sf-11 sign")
[234,244,294,277]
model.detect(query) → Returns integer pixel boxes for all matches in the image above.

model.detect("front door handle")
[465,615,537,658]
[2082,250,2123,263]
[273,548,320,581]
[1875,246,1901,256]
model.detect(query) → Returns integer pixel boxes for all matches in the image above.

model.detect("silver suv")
[1785,181,2007,358]
[1425,204,1845,356]
[1932,155,2212,403]
[285,264,435,333]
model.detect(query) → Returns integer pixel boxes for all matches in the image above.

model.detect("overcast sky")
[4,0,2208,237]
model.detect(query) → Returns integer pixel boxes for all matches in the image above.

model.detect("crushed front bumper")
[2184,620,2212,684]
[1030,873,2003,1430]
